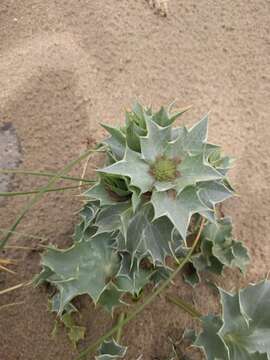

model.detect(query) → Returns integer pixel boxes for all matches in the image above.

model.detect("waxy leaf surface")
[125,204,174,266]
[194,280,270,360]
[96,338,127,360]
[41,233,120,313]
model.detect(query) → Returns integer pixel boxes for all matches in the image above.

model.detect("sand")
[0,0,269,359]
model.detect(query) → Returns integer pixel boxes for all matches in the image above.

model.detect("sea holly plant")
[26,101,265,359]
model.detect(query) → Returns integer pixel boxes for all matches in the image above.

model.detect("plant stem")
[116,313,125,343]
[75,219,205,360]
[166,295,202,319]
[0,169,96,183]
[0,147,103,250]
[0,184,88,197]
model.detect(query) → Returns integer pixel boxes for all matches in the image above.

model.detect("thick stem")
[166,295,202,319]
[116,313,125,343]
[75,219,205,360]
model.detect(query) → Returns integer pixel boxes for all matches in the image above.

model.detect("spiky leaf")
[125,111,146,152]
[191,218,249,276]
[98,283,125,315]
[140,115,171,162]
[100,147,154,194]
[183,263,200,287]
[151,186,209,241]
[84,180,119,206]
[195,315,230,360]
[116,253,153,296]
[50,292,77,314]
[101,124,126,160]
[194,280,270,359]
[96,338,127,360]
[124,204,175,266]
[150,266,172,287]
[40,233,120,313]
[95,203,131,234]
[182,115,208,154]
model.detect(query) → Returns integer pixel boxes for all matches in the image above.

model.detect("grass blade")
[0,169,95,183]
[0,184,88,197]
[0,264,16,274]
[0,282,29,295]
[0,147,104,250]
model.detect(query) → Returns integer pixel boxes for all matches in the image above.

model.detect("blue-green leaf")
[84,180,119,206]
[96,338,127,360]
[183,115,208,154]
[140,116,171,162]
[95,203,131,234]
[98,283,125,315]
[40,233,120,313]
[99,147,154,194]
[195,315,230,360]
[125,204,174,266]
[151,186,209,241]
[194,280,270,359]
[115,253,153,296]
[101,124,126,160]
[199,218,250,273]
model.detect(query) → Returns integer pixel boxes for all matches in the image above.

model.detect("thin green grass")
[0,147,104,250]
[0,184,88,197]
[0,169,95,183]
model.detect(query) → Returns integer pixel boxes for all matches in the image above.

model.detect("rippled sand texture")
[0,1,269,359]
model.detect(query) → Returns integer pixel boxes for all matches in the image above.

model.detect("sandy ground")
[0,0,269,359]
